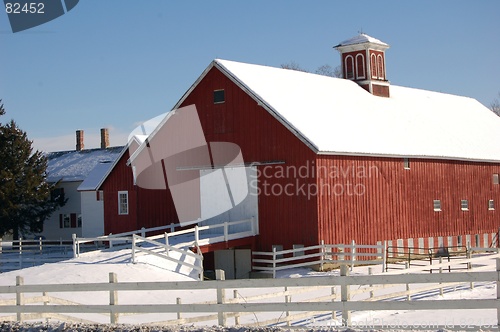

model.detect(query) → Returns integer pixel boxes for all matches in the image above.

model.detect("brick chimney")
[100,128,109,149]
[76,130,84,151]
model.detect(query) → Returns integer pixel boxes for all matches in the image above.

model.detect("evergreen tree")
[0,101,62,239]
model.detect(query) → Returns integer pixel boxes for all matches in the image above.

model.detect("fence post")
[38,237,43,254]
[224,222,228,242]
[350,240,356,271]
[320,240,325,272]
[141,227,146,237]
[131,235,136,264]
[216,269,226,326]
[272,247,277,279]
[405,262,411,300]
[16,276,24,322]
[368,267,374,299]
[109,233,113,249]
[340,264,351,327]
[331,287,337,320]
[439,257,444,296]
[496,258,500,327]
[195,225,199,248]
[109,272,118,324]
[18,237,22,269]
[176,297,182,320]
[383,241,387,272]
[233,290,240,325]
[72,234,77,258]
[285,286,291,326]
[170,223,175,233]
[164,232,170,256]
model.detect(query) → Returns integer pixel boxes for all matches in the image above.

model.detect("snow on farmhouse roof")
[46,146,124,183]
[214,59,500,162]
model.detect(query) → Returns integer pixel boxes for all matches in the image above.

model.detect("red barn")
[99,34,500,274]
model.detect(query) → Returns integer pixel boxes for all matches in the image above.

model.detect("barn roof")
[209,59,500,162]
[335,33,389,48]
[46,146,124,183]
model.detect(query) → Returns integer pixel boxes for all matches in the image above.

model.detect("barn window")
[370,53,377,78]
[345,55,354,79]
[355,54,365,79]
[489,200,495,210]
[377,54,385,80]
[213,89,225,104]
[461,199,469,211]
[433,200,441,211]
[493,174,499,184]
[403,158,410,170]
[118,191,129,215]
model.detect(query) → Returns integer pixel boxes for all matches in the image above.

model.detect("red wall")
[179,66,319,251]
[101,150,179,235]
[317,155,500,245]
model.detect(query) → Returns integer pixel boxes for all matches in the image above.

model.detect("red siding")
[101,150,179,235]
[317,155,500,245]
[179,67,319,251]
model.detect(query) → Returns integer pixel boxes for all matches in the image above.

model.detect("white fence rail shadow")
[0,254,499,328]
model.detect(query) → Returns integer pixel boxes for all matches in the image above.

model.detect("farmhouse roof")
[204,59,500,162]
[46,146,124,183]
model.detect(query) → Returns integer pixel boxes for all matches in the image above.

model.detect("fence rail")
[131,234,204,280]
[0,254,499,328]
[0,238,73,272]
[252,240,385,278]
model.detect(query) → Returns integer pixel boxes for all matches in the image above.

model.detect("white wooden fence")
[72,217,257,258]
[0,238,73,272]
[2,254,497,328]
[131,234,204,281]
[252,240,385,278]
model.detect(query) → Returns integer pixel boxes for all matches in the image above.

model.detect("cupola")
[334,33,390,97]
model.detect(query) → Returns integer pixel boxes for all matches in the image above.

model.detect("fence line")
[73,218,257,258]
[0,238,73,272]
[0,254,498,328]
[131,234,204,281]
[252,240,385,278]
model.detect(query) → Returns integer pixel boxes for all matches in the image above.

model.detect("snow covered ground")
[0,246,498,331]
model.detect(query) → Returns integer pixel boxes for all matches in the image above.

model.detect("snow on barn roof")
[46,146,124,183]
[212,59,500,162]
[335,33,389,48]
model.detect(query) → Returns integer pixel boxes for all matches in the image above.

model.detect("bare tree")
[280,61,308,72]
[315,64,342,78]
[281,62,342,78]
[491,92,500,116]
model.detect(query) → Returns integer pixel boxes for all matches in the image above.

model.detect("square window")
[213,89,225,104]
[63,214,70,228]
[493,174,499,185]
[403,158,410,170]
[489,200,495,210]
[118,191,129,215]
[433,200,441,211]
[461,199,469,211]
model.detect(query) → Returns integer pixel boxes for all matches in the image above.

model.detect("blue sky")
[1,1,499,152]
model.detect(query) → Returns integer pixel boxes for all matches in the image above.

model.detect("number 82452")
[5,2,45,14]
